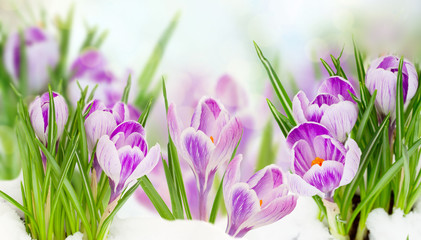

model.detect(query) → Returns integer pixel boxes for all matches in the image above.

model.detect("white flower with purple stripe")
[84,100,140,177]
[29,92,68,145]
[293,76,358,142]
[96,120,160,202]
[366,55,418,121]
[224,155,297,238]
[168,96,242,220]
[286,122,361,200]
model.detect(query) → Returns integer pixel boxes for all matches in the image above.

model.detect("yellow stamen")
[210,136,214,144]
[260,200,263,206]
[311,157,324,167]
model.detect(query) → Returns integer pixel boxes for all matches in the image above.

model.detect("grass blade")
[254,41,296,124]
[267,98,294,137]
[341,115,390,219]
[121,75,131,104]
[135,12,180,108]
[320,58,335,76]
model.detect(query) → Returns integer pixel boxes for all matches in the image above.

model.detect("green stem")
[323,199,349,240]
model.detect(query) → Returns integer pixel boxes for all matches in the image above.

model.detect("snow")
[367,204,421,240]
[65,232,84,240]
[0,200,31,240]
[108,217,234,240]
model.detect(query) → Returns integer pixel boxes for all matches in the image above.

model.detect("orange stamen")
[210,136,214,144]
[260,200,263,206]
[311,157,324,167]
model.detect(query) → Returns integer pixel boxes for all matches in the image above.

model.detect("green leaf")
[320,58,335,76]
[47,86,57,154]
[138,99,152,127]
[341,115,390,220]
[135,12,180,107]
[162,155,184,219]
[356,90,377,142]
[97,175,174,239]
[35,139,93,239]
[353,38,366,84]
[330,54,348,80]
[394,57,405,159]
[254,41,296,125]
[346,139,421,233]
[139,176,175,220]
[267,98,294,137]
[162,78,192,219]
[121,75,132,104]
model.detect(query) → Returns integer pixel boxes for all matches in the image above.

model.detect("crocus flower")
[168,96,242,220]
[366,55,418,121]
[84,100,141,178]
[29,92,68,145]
[224,155,297,238]
[96,120,160,202]
[4,27,59,92]
[293,76,358,142]
[67,50,125,107]
[286,122,361,200]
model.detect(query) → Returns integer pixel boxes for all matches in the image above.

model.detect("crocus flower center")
[311,157,324,167]
[210,136,214,144]
[260,199,263,206]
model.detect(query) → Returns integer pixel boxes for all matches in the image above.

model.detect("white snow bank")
[246,197,331,240]
[367,207,421,240]
[108,217,235,240]
[0,200,31,240]
[65,232,83,240]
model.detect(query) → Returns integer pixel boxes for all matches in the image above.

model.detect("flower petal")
[339,139,361,186]
[286,122,330,149]
[225,183,260,237]
[190,97,223,136]
[318,76,357,102]
[292,91,310,124]
[247,165,284,200]
[223,154,243,205]
[112,102,130,125]
[366,68,398,118]
[85,110,117,151]
[291,139,315,177]
[286,172,323,197]
[240,195,297,235]
[29,97,47,144]
[180,127,215,189]
[97,135,121,191]
[303,160,344,194]
[125,144,161,185]
[313,135,346,163]
[210,117,242,172]
[110,120,146,139]
[319,101,358,142]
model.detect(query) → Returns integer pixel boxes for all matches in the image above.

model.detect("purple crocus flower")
[215,74,248,113]
[168,96,242,220]
[96,120,160,202]
[28,92,68,145]
[293,76,358,142]
[286,122,361,200]
[224,155,297,238]
[67,50,125,107]
[84,100,140,178]
[366,55,418,121]
[4,27,59,92]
